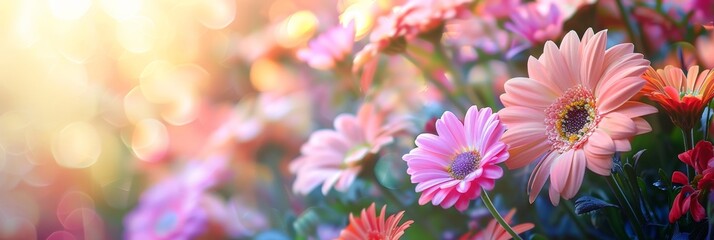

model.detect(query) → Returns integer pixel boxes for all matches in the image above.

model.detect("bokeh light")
[51,122,102,169]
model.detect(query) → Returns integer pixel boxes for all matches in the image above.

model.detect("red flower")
[669,140,714,222]
[678,140,714,174]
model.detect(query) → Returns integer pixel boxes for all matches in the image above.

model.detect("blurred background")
[0,0,712,239]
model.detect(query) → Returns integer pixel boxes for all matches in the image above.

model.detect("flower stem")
[614,0,643,54]
[432,42,484,108]
[682,128,694,179]
[605,174,646,240]
[480,189,523,240]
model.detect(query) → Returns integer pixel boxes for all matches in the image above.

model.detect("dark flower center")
[449,151,481,180]
[544,85,600,152]
[561,106,591,134]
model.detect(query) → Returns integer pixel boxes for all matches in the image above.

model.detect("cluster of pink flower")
[118,0,714,239]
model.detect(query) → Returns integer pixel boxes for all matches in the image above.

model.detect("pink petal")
[633,117,653,135]
[505,140,549,169]
[501,123,548,148]
[550,150,575,193]
[415,134,453,156]
[584,129,616,156]
[596,76,645,114]
[457,180,471,193]
[599,112,637,139]
[580,29,607,90]
[528,152,558,203]
[549,182,561,206]
[614,101,658,118]
[543,41,576,91]
[501,77,558,109]
[527,56,566,94]
[613,139,632,152]
[558,30,581,85]
[561,150,586,199]
[436,111,467,150]
[498,106,546,127]
[482,165,504,179]
[584,149,613,176]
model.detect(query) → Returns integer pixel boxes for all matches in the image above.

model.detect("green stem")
[562,200,594,238]
[704,98,713,141]
[480,189,523,240]
[606,175,647,239]
[682,128,693,179]
[615,0,643,54]
[432,42,484,108]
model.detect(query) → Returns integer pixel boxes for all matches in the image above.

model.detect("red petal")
[671,171,689,185]
[690,192,707,222]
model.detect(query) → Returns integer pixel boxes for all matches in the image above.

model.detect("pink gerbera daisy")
[290,103,408,195]
[403,106,508,211]
[499,28,656,205]
[505,3,563,45]
[297,21,355,70]
[337,203,414,240]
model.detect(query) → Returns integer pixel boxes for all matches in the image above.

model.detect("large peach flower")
[499,29,656,205]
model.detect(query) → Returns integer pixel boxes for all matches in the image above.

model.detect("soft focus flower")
[459,209,534,240]
[696,30,714,68]
[669,140,714,222]
[125,179,209,240]
[337,203,414,240]
[500,28,655,205]
[445,17,511,60]
[536,0,595,21]
[290,103,408,195]
[505,3,563,45]
[640,65,714,131]
[297,22,355,70]
[125,157,227,240]
[353,0,472,71]
[403,106,509,211]
[475,0,522,19]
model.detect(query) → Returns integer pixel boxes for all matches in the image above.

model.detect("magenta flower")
[505,3,563,45]
[297,22,355,70]
[403,106,508,211]
[290,103,408,195]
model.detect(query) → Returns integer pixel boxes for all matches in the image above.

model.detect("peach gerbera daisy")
[499,28,657,205]
[640,65,714,131]
[289,103,408,195]
[337,203,414,240]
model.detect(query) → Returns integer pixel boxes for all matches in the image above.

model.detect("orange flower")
[337,203,414,240]
[459,209,534,240]
[641,65,714,131]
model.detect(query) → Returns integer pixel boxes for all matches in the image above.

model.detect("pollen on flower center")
[545,85,600,153]
[448,151,481,180]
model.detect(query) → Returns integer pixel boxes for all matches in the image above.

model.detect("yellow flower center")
[545,85,600,153]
